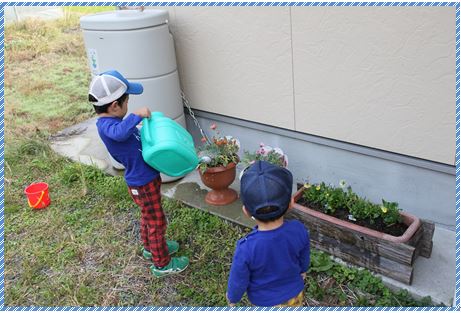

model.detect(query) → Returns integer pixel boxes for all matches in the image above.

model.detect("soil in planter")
[295,185,408,237]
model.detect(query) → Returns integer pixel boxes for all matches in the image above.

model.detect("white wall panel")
[292,7,455,164]
[171,7,294,129]
[164,7,455,164]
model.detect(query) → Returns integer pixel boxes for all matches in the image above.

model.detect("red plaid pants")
[128,176,170,268]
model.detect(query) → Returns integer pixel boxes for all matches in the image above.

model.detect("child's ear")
[107,101,117,112]
[288,197,295,211]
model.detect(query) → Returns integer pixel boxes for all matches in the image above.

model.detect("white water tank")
[80,9,186,182]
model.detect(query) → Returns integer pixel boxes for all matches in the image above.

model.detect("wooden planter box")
[289,187,435,285]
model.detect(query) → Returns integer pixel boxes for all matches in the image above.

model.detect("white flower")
[272,147,288,167]
[199,156,212,164]
[225,136,240,149]
[348,214,357,221]
[273,147,284,156]
[339,179,347,188]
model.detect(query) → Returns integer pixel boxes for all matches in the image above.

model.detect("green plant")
[380,200,402,226]
[197,123,240,173]
[302,182,349,215]
[302,181,402,226]
[347,197,380,223]
[242,143,288,168]
[309,250,334,273]
[303,250,435,306]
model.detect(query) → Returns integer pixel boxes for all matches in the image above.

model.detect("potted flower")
[197,123,240,206]
[241,143,288,168]
[289,180,434,285]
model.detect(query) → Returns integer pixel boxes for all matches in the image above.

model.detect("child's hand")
[134,107,151,118]
[301,272,307,280]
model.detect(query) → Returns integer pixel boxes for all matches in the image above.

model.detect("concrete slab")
[50,117,122,178]
[162,169,254,229]
[49,117,456,307]
[379,227,456,306]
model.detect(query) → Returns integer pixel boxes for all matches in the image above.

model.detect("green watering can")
[141,112,199,177]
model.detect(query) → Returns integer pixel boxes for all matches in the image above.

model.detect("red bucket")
[24,182,50,209]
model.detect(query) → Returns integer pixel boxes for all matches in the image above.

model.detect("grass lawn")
[4,8,437,307]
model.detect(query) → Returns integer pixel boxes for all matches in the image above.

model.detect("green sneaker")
[142,240,179,260]
[150,256,189,278]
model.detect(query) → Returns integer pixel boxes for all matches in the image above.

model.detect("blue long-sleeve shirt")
[96,114,159,186]
[227,220,310,306]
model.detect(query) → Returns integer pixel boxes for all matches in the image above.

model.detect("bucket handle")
[142,117,153,145]
[28,191,45,208]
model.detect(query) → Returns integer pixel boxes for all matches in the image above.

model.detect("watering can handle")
[28,191,45,208]
[142,117,153,145]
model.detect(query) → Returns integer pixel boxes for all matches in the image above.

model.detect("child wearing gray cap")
[226,161,310,307]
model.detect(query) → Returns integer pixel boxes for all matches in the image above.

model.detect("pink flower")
[210,123,217,130]
[201,137,207,143]
[259,142,265,147]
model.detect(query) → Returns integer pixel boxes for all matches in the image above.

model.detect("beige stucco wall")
[167,7,456,165]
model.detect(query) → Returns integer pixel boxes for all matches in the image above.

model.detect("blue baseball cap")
[240,161,293,221]
[89,70,143,106]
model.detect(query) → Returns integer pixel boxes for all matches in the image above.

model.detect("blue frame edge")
[0,1,459,311]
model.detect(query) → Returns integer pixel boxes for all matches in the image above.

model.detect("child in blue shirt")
[227,161,310,307]
[88,70,189,277]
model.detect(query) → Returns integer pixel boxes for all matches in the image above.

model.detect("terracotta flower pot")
[199,162,238,206]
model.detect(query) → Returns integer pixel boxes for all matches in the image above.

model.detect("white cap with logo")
[89,70,143,106]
